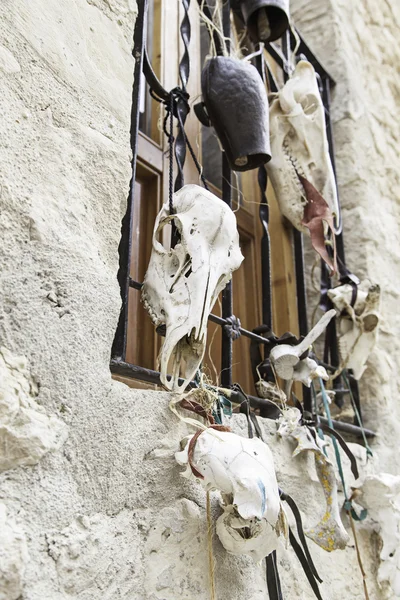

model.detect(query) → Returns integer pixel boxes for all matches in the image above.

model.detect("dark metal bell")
[199,57,271,172]
[237,0,290,44]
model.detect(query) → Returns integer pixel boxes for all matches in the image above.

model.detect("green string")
[319,377,367,521]
[342,370,373,458]
[319,377,348,496]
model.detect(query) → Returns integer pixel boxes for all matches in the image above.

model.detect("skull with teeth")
[267,60,340,270]
[142,184,244,392]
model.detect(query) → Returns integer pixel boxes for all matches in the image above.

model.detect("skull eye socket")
[300,93,319,115]
[154,219,171,251]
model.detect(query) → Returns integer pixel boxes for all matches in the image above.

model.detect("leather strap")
[288,528,324,600]
[280,491,322,584]
[266,551,283,600]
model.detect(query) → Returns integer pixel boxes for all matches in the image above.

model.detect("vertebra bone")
[328,282,381,379]
[278,407,349,551]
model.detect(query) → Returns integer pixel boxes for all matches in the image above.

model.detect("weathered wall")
[0,0,399,599]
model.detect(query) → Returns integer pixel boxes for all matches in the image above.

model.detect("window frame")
[110,0,375,440]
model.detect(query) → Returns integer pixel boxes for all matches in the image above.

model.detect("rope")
[319,378,370,599]
[206,491,217,600]
[346,501,370,600]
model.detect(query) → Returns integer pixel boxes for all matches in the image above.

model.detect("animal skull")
[328,282,381,379]
[142,185,243,392]
[175,427,286,560]
[269,309,335,386]
[278,407,350,551]
[267,60,339,270]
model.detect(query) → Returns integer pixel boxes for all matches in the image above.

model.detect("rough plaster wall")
[0,0,398,599]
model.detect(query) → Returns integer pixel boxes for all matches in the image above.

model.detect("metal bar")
[318,416,375,438]
[110,359,376,438]
[289,29,335,85]
[111,0,148,361]
[254,53,273,331]
[220,1,233,388]
[293,229,309,338]
[130,277,274,345]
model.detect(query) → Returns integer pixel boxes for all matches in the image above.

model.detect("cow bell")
[234,0,290,44]
[196,56,271,172]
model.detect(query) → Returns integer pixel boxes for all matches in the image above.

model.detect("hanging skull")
[142,184,244,392]
[267,60,339,271]
[328,281,381,379]
[175,427,287,560]
[277,407,350,551]
[269,309,335,387]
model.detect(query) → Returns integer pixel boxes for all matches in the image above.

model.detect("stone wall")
[0,0,399,599]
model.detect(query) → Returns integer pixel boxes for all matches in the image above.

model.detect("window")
[111,0,374,440]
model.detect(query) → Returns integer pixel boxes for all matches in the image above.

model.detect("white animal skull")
[277,407,350,551]
[269,309,335,386]
[142,184,243,392]
[175,427,286,560]
[267,60,339,270]
[328,282,381,379]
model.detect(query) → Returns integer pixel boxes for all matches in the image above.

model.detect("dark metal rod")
[318,416,375,438]
[293,229,309,338]
[111,0,148,361]
[220,1,233,388]
[254,54,273,330]
[110,360,376,438]
[130,277,273,345]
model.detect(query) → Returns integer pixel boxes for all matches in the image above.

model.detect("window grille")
[110,0,376,440]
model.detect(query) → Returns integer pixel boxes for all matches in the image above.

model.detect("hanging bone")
[278,407,350,551]
[267,61,339,271]
[328,282,381,380]
[142,184,243,392]
[269,309,336,387]
[175,427,287,561]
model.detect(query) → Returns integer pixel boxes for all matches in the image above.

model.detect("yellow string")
[207,491,217,600]
[347,507,370,600]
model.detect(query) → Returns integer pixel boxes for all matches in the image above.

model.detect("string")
[318,377,370,597]
[346,502,370,600]
[342,370,373,458]
[206,491,217,600]
[198,0,229,57]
